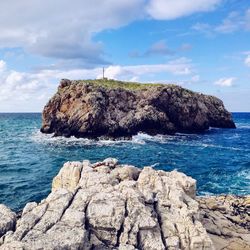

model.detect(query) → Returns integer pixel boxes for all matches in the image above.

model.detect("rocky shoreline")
[198,196,250,249]
[41,79,236,139]
[0,159,249,250]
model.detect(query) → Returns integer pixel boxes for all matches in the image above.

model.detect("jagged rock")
[0,159,214,250]
[0,205,16,238]
[1,160,249,249]
[198,195,250,250]
[40,79,236,139]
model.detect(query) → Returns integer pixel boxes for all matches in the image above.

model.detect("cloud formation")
[244,54,250,67]
[0,60,6,72]
[0,0,224,68]
[0,1,248,112]
[146,0,222,20]
[0,0,145,66]
[130,40,174,58]
[193,9,250,36]
[214,77,236,87]
[0,58,195,111]
[100,58,193,79]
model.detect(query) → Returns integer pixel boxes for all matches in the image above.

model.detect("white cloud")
[0,60,6,72]
[193,9,250,36]
[192,23,213,37]
[214,77,236,87]
[0,58,195,111]
[146,0,222,20]
[0,64,53,104]
[129,40,174,58]
[99,58,193,79]
[0,0,224,68]
[214,11,241,33]
[145,40,174,56]
[244,54,250,67]
[0,0,145,66]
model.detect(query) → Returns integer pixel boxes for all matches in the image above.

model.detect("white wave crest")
[30,130,248,152]
[30,130,157,147]
[235,123,250,129]
[237,169,250,180]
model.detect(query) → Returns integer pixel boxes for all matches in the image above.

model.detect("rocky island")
[41,79,236,139]
[0,159,249,249]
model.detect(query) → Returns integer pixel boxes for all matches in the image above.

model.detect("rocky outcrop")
[0,159,248,250]
[0,159,213,249]
[41,79,236,139]
[0,205,16,238]
[198,196,250,250]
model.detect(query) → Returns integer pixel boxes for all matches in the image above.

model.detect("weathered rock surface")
[41,79,236,139]
[0,159,213,249]
[0,205,16,238]
[0,159,248,250]
[198,195,250,250]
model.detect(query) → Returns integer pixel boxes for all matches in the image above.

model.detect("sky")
[0,0,249,112]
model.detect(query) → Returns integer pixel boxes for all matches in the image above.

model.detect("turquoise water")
[0,113,249,211]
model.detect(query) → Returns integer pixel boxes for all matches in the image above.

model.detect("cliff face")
[0,159,249,250]
[40,79,235,139]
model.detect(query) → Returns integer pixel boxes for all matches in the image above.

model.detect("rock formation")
[0,205,16,238]
[0,159,249,250]
[41,79,236,139]
[198,195,250,250]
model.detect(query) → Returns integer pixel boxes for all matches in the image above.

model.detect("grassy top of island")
[59,78,211,98]
[71,78,185,91]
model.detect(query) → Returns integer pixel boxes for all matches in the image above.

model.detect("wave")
[237,169,250,180]
[198,143,248,151]
[30,130,194,146]
[197,191,216,196]
[30,130,249,152]
[31,130,203,148]
[31,130,159,147]
[235,123,250,129]
[31,131,128,147]
[134,133,248,151]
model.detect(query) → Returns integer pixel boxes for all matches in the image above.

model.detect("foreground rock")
[41,79,235,139]
[0,205,16,238]
[0,159,213,249]
[0,159,248,250]
[199,195,250,250]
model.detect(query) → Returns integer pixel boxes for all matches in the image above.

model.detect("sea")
[0,112,249,211]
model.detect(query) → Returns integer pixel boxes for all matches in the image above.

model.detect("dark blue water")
[0,113,249,211]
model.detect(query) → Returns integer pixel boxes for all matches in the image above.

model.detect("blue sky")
[0,0,249,112]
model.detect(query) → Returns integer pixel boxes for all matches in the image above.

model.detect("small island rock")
[40,79,236,139]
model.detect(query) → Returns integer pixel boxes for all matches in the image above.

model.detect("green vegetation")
[62,78,196,96]
[74,78,175,90]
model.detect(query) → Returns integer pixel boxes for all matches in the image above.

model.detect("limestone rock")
[198,195,250,250]
[52,161,84,192]
[0,159,214,250]
[40,79,235,139]
[0,205,16,238]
